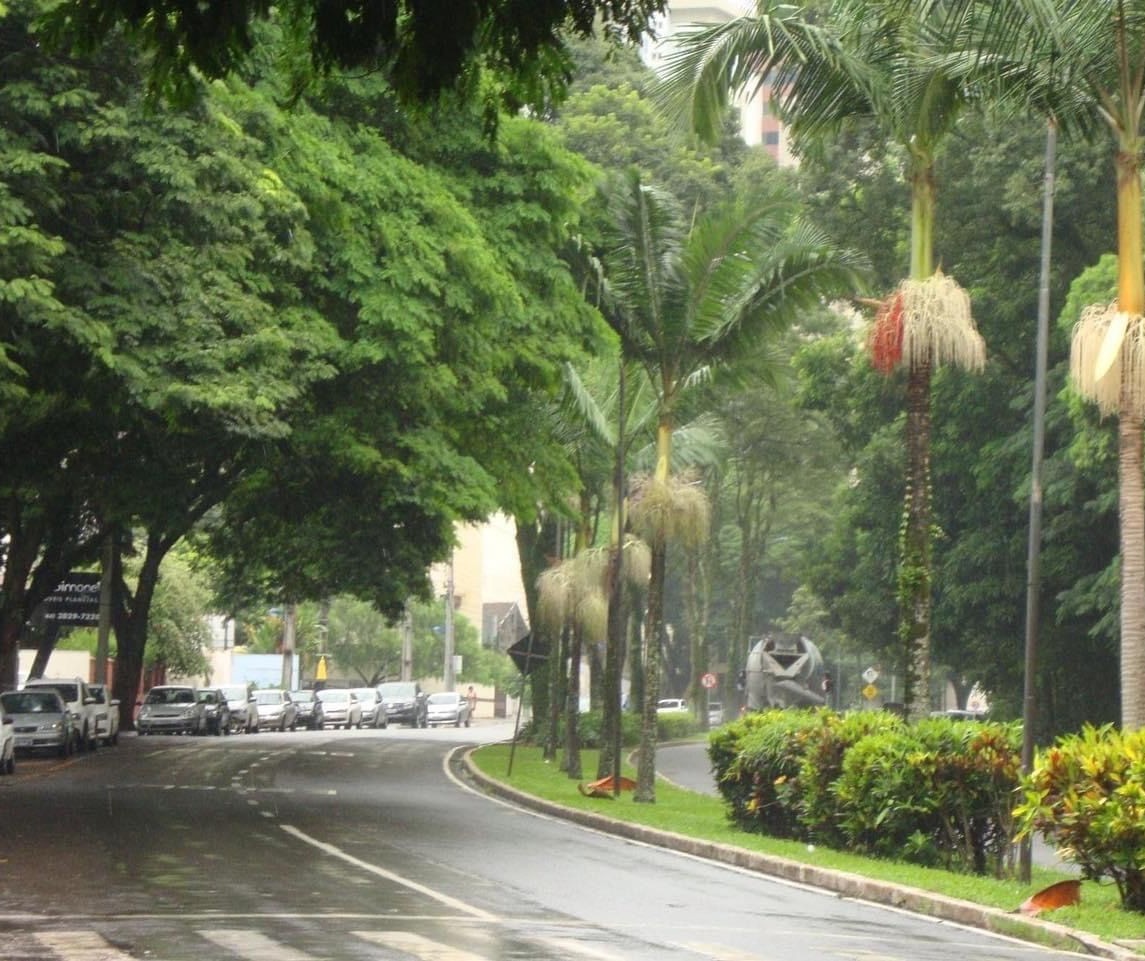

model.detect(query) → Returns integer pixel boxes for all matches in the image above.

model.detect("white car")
[0,700,15,774]
[656,698,688,713]
[24,677,101,751]
[87,683,120,746]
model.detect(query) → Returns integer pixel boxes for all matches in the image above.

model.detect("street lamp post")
[443,554,455,692]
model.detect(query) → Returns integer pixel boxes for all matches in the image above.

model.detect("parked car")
[87,683,120,746]
[24,677,101,751]
[425,691,470,728]
[290,690,325,730]
[137,685,205,735]
[218,683,259,733]
[253,689,297,731]
[351,688,387,729]
[656,698,688,714]
[0,701,15,774]
[196,688,231,735]
[0,689,72,758]
[707,702,724,726]
[316,689,361,729]
[377,681,427,728]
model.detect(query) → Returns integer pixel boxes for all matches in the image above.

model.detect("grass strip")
[470,742,1145,950]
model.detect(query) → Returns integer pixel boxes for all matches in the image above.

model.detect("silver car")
[316,689,361,729]
[350,688,387,728]
[425,691,470,728]
[218,683,259,733]
[0,689,72,757]
[253,690,297,731]
[137,685,205,735]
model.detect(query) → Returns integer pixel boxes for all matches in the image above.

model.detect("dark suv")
[377,681,427,728]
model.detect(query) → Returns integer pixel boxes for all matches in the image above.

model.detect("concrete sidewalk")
[461,744,1143,961]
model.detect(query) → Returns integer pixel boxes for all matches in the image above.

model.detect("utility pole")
[281,604,296,691]
[401,604,413,681]
[443,555,455,692]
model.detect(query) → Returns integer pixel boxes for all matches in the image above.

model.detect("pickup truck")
[23,677,103,752]
[87,683,120,746]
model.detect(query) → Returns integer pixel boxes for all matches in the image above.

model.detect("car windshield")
[89,686,108,704]
[3,691,61,714]
[377,683,414,699]
[291,691,315,702]
[255,691,283,705]
[427,693,458,705]
[318,690,348,703]
[146,688,195,705]
[196,691,219,704]
[352,690,377,703]
[219,685,249,700]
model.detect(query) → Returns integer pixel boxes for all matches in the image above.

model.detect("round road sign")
[701,672,718,689]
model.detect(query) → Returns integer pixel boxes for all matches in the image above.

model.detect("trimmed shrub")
[833,717,1021,873]
[710,709,823,837]
[1017,724,1145,911]
[834,726,938,862]
[797,709,905,847]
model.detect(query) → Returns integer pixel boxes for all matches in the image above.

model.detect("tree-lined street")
[0,730,1092,961]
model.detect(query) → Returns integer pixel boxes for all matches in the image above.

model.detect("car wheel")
[454,717,461,727]
[464,718,470,728]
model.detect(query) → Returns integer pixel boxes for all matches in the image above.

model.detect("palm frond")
[656,2,868,144]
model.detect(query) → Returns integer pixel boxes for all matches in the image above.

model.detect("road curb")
[461,749,1141,961]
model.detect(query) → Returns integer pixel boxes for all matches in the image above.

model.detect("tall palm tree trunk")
[902,361,933,719]
[635,536,665,802]
[1116,144,1145,730]
[901,156,936,720]
[636,416,673,803]
[565,624,583,779]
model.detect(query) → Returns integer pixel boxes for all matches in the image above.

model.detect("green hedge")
[709,708,1022,876]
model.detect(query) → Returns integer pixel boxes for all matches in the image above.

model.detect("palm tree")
[659,0,987,717]
[597,169,864,800]
[952,0,1145,728]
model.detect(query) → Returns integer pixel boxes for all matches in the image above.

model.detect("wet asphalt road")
[0,724,1089,961]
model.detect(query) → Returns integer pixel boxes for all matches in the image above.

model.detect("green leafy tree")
[44,0,667,109]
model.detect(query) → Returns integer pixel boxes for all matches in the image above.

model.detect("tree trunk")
[516,515,552,740]
[565,624,583,779]
[112,533,165,731]
[635,536,665,803]
[544,625,566,763]
[1115,141,1145,730]
[598,543,625,780]
[901,360,933,719]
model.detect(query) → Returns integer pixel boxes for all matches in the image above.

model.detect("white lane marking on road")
[33,930,146,961]
[353,930,487,961]
[533,936,628,960]
[678,943,770,960]
[199,928,317,961]
[280,824,499,922]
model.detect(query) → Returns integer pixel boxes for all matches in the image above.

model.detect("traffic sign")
[701,672,717,689]
[862,683,879,700]
[862,666,879,684]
